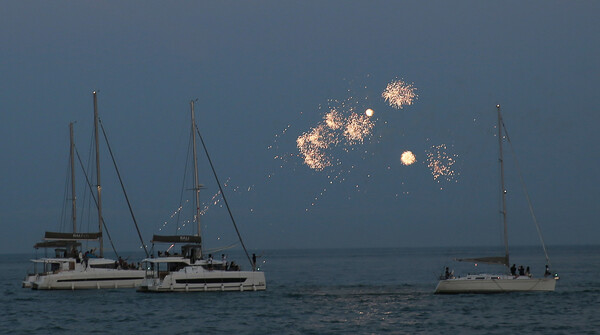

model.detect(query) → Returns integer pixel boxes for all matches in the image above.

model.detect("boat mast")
[497,104,509,269]
[93,91,104,257]
[69,122,77,233]
[191,100,202,244]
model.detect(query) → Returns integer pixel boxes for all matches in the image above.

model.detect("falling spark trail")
[425,144,459,182]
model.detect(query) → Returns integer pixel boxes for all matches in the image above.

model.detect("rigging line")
[99,120,149,257]
[204,242,240,254]
[499,116,551,267]
[75,147,119,258]
[176,128,193,234]
[195,127,254,270]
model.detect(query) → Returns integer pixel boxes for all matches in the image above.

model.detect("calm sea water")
[2,245,599,334]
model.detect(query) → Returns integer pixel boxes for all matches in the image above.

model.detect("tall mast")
[191,100,201,241]
[497,104,509,269]
[69,122,77,233]
[93,91,104,257]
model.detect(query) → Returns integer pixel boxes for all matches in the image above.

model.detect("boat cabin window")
[168,262,187,272]
[89,263,118,269]
[147,261,187,273]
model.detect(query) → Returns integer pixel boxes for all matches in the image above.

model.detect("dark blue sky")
[1,1,599,254]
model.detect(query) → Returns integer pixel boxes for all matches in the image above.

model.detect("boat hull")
[435,275,556,294]
[31,269,145,290]
[137,270,266,293]
[22,275,36,288]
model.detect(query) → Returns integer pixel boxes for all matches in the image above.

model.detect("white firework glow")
[343,112,374,144]
[324,110,344,130]
[382,79,417,109]
[400,151,416,166]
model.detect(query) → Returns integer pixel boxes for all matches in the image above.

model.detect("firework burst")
[400,150,416,166]
[343,112,374,144]
[382,79,417,109]
[297,101,375,170]
[297,124,338,171]
[324,110,344,130]
[272,75,420,210]
[425,144,459,182]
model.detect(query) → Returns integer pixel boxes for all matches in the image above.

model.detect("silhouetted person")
[510,264,517,276]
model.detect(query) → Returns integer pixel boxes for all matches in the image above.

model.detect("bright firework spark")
[425,144,459,182]
[158,200,189,232]
[158,177,245,234]
[297,102,375,170]
[343,112,374,144]
[365,108,374,117]
[382,79,417,109]
[324,110,344,130]
[296,123,340,171]
[401,151,416,166]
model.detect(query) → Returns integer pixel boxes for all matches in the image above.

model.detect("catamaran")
[137,100,266,292]
[26,92,148,290]
[435,105,558,294]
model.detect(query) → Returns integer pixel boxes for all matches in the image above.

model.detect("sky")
[1,1,599,255]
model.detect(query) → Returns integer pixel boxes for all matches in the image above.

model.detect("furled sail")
[456,255,509,267]
[34,240,82,249]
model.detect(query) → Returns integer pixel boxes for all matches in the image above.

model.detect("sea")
[2,245,599,334]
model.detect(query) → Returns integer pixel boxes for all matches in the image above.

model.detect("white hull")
[32,268,145,290]
[22,275,36,288]
[137,267,266,293]
[435,274,556,294]
[27,258,145,290]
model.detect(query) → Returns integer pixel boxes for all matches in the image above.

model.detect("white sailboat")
[28,92,147,290]
[435,105,558,294]
[137,100,266,293]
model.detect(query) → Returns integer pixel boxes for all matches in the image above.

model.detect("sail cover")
[456,255,509,267]
[44,231,101,241]
[151,235,202,244]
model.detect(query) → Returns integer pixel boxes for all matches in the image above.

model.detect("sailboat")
[27,92,147,290]
[136,100,266,292]
[435,105,558,294]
